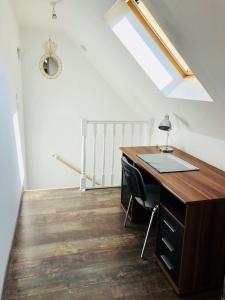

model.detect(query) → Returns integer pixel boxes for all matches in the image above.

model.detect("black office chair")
[121,156,160,259]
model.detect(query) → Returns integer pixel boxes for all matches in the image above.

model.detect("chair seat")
[135,184,160,210]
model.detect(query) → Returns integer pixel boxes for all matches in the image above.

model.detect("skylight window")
[105,0,213,102]
[132,0,193,77]
[112,17,173,89]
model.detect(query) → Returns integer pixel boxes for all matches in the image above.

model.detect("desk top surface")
[120,146,225,204]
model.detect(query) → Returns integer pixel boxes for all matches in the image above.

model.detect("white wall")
[173,130,225,170]
[0,0,25,295]
[151,114,225,172]
[21,28,138,189]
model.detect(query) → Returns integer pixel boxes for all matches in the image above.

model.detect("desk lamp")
[158,114,173,153]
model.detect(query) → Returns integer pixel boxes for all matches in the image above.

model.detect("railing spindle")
[148,120,152,145]
[92,124,97,187]
[122,123,125,146]
[131,123,135,146]
[80,119,87,191]
[139,123,143,145]
[111,124,116,186]
[102,124,107,186]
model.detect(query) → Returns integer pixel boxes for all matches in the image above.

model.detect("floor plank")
[3,188,224,300]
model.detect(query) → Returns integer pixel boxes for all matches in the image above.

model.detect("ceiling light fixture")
[50,1,58,20]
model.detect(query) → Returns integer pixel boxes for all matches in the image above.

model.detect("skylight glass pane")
[112,17,173,90]
[137,1,193,76]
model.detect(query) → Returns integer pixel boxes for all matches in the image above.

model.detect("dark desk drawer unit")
[159,207,183,243]
[156,205,183,284]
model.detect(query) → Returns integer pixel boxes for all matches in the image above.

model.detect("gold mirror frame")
[39,38,62,79]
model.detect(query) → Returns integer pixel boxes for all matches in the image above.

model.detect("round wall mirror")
[39,54,62,79]
[43,57,58,76]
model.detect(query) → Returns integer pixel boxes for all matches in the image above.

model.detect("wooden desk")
[120,146,225,295]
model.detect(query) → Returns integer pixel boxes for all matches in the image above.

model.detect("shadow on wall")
[13,111,25,186]
[173,113,193,131]
[0,70,25,190]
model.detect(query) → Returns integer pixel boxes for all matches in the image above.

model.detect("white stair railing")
[80,119,151,191]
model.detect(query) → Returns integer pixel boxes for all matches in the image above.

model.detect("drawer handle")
[160,255,174,271]
[162,237,174,252]
[163,219,176,233]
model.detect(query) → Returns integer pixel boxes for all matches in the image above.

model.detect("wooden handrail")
[52,154,101,186]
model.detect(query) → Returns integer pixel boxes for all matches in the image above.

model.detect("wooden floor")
[3,188,224,300]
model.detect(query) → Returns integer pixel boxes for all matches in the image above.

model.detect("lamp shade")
[158,114,172,131]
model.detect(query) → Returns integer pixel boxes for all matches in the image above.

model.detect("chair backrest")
[121,156,146,202]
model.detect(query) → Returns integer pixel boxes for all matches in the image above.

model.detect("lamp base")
[160,146,174,153]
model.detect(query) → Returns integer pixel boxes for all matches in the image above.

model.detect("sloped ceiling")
[10,0,63,31]
[11,0,225,140]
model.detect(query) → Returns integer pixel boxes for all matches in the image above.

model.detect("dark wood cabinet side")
[179,201,225,294]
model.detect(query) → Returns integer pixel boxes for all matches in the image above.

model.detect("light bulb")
[52,13,57,19]
[50,2,58,20]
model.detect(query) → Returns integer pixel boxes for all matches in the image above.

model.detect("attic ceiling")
[10,0,64,30]
[11,0,225,141]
